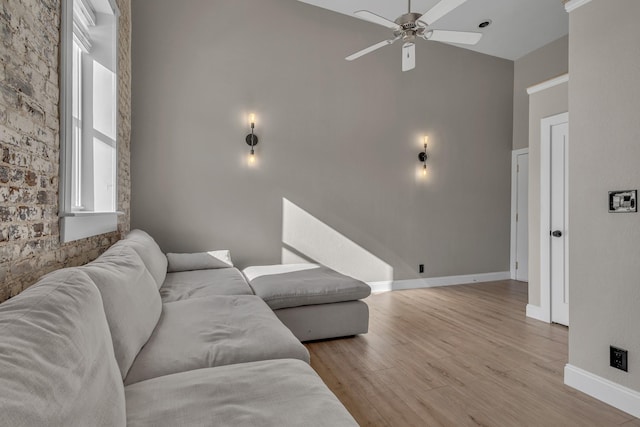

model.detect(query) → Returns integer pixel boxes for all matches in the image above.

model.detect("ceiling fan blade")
[424,29,482,45]
[345,37,399,61]
[354,10,400,30]
[401,42,416,72]
[417,0,467,26]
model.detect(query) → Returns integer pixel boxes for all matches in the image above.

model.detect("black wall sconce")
[418,136,428,176]
[246,113,259,165]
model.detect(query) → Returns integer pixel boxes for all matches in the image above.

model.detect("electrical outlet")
[419,264,424,274]
[610,346,628,372]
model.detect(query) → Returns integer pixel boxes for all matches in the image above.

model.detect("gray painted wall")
[568,0,640,390]
[527,83,568,307]
[513,36,568,150]
[130,0,514,282]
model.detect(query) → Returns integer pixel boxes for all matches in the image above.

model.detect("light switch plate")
[609,190,637,213]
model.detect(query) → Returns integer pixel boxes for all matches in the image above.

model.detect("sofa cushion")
[81,243,162,379]
[243,264,372,310]
[160,267,253,302]
[125,359,357,427]
[124,229,168,288]
[124,295,309,385]
[0,269,126,427]
[166,250,233,272]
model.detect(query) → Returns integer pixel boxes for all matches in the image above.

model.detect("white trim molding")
[564,0,592,13]
[60,212,120,243]
[510,148,529,280]
[565,364,640,418]
[525,304,547,322]
[527,74,569,96]
[368,271,511,293]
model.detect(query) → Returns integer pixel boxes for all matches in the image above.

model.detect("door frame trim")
[540,111,569,323]
[510,148,529,280]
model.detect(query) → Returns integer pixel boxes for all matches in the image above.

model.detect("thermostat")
[609,190,637,213]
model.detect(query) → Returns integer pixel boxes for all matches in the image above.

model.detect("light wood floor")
[305,280,639,426]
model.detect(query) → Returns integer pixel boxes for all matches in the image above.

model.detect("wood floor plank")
[305,280,637,426]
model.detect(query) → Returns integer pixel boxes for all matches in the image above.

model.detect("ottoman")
[242,264,371,342]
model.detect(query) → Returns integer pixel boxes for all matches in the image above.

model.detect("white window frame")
[71,39,83,210]
[60,0,120,243]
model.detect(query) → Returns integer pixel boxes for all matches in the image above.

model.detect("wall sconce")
[418,136,428,176]
[246,113,259,165]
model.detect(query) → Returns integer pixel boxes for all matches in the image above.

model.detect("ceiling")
[296,0,568,60]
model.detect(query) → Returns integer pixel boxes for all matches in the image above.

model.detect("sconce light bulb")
[248,151,256,166]
[422,164,427,176]
[249,113,256,128]
[423,136,429,147]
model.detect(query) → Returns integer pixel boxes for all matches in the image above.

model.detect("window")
[60,0,119,242]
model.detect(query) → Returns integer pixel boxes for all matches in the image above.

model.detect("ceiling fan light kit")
[346,0,484,72]
[402,42,416,72]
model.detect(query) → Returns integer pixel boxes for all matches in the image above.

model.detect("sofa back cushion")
[81,242,162,379]
[0,269,126,427]
[166,250,233,272]
[123,229,168,288]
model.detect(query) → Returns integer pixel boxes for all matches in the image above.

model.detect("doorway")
[511,149,529,282]
[540,112,569,326]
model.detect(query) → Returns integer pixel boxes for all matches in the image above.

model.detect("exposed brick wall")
[0,0,131,302]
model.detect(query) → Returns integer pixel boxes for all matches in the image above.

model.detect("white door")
[515,153,529,281]
[550,121,569,326]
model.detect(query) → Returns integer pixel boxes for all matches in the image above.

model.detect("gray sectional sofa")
[0,230,357,426]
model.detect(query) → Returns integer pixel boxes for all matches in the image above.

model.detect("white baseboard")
[368,271,510,293]
[564,364,640,418]
[525,304,549,323]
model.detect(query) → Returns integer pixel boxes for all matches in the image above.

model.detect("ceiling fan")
[346,0,482,72]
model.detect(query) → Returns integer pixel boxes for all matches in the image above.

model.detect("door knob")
[551,230,562,237]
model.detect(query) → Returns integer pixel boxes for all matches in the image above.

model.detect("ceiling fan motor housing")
[394,13,427,41]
